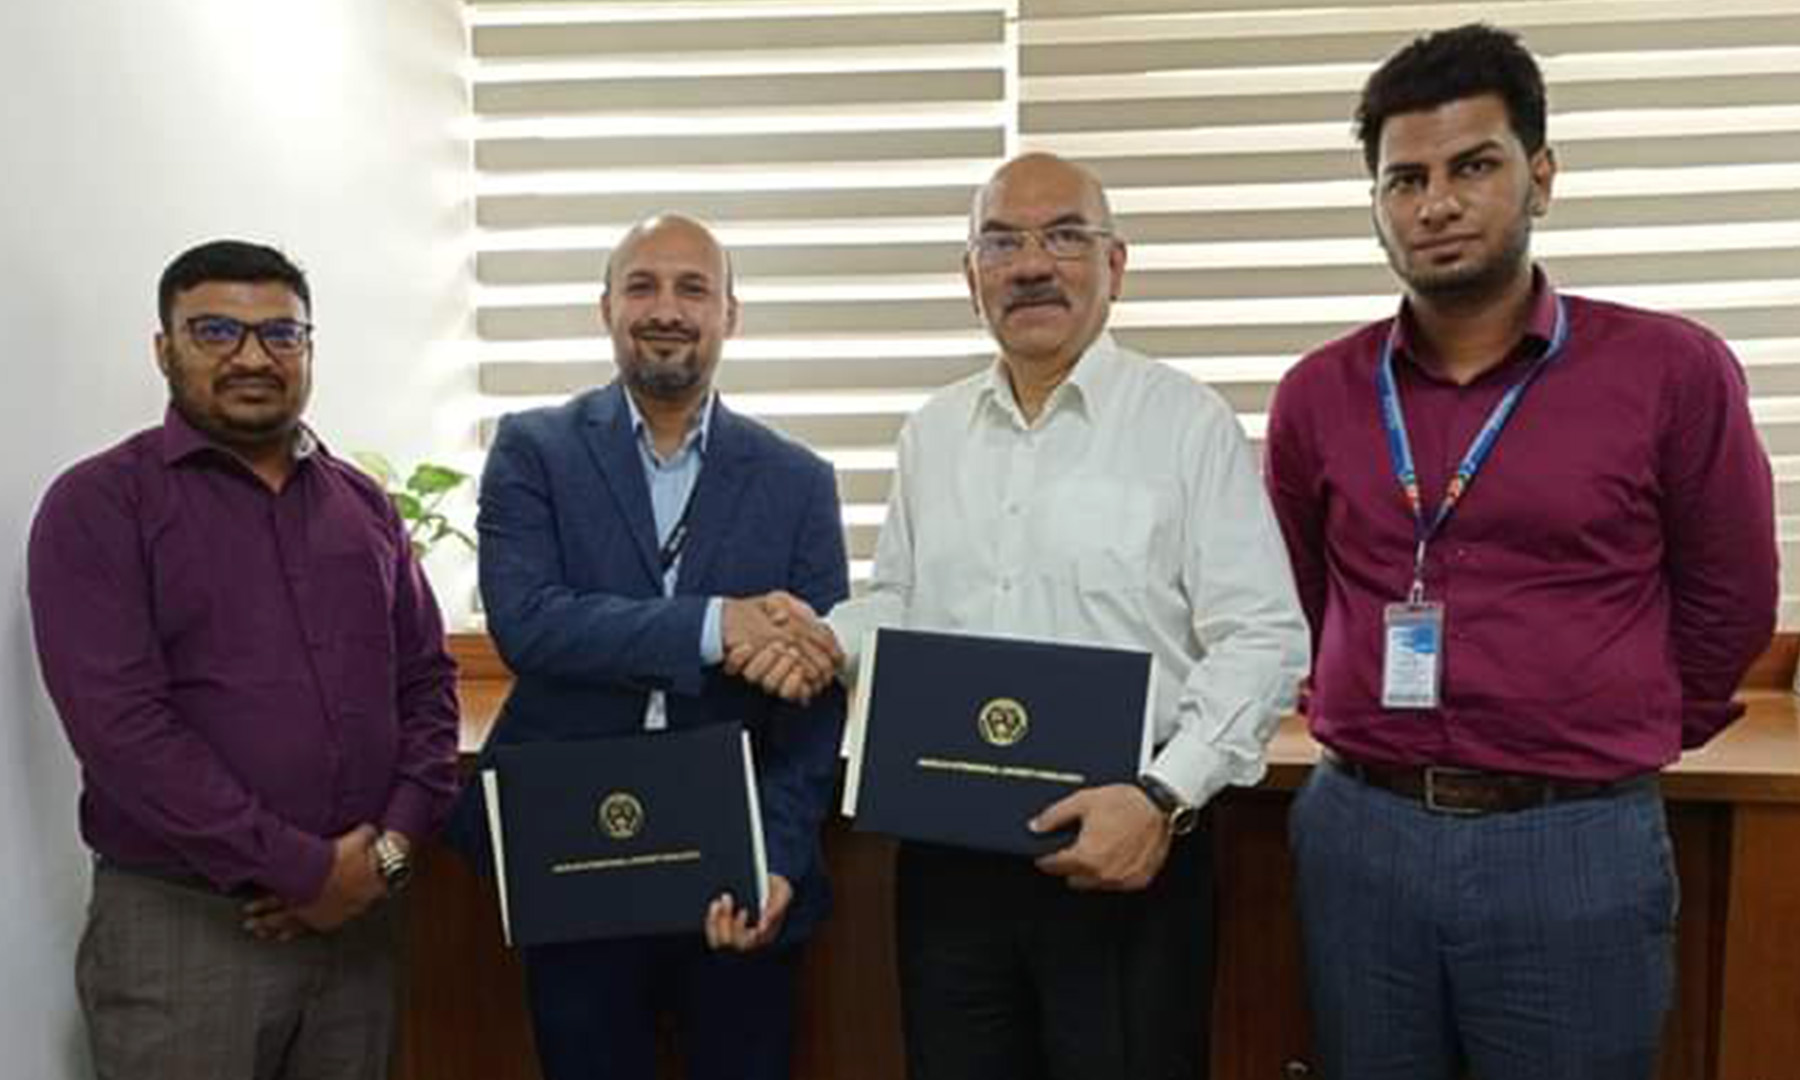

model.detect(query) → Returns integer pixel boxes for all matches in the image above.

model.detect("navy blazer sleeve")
[751,453,849,888]
[479,411,710,694]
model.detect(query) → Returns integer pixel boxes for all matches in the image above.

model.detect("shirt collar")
[158,405,320,467]
[972,331,1120,430]
[624,388,716,462]
[1390,265,1560,369]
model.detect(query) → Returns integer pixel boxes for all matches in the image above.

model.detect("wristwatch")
[372,833,413,895]
[1135,774,1200,836]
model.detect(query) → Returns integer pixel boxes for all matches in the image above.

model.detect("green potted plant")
[351,452,476,559]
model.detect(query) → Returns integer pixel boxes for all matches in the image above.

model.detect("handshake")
[721,592,844,704]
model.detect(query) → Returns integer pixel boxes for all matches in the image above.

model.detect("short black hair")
[157,239,310,331]
[1355,23,1548,175]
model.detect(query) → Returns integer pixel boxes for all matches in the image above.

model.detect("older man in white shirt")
[735,151,1307,1080]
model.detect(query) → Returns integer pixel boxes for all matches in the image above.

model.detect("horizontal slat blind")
[1018,0,1800,622]
[471,1,1800,617]
[469,0,1009,576]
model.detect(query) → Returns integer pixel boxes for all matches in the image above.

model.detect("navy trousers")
[523,935,798,1080]
[1290,759,1678,1080]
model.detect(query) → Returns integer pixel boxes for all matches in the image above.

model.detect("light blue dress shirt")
[624,391,724,729]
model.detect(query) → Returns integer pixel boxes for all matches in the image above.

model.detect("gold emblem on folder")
[976,697,1029,747]
[599,792,646,840]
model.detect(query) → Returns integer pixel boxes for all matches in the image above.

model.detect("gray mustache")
[1006,287,1069,312]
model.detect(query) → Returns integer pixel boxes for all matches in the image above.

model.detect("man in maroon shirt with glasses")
[1265,24,1777,1080]
[27,239,460,1080]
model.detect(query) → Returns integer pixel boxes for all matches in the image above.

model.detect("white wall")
[0,2,472,1072]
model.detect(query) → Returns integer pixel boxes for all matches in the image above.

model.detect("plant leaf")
[392,492,425,520]
[350,451,398,487]
[407,464,468,496]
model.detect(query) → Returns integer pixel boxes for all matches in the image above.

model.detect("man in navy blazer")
[473,214,848,1080]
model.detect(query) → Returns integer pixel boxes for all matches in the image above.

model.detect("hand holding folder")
[705,872,792,951]
[842,628,1156,857]
[1030,784,1174,891]
[482,724,770,948]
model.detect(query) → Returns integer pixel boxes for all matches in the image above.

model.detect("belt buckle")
[1422,766,1485,816]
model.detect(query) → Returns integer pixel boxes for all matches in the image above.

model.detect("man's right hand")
[287,824,385,933]
[722,592,842,703]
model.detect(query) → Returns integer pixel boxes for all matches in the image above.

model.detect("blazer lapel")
[675,401,753,594]
[580,385,664,586]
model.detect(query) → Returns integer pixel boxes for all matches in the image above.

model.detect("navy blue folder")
[481,724,767,947]
[843,628,1154,856]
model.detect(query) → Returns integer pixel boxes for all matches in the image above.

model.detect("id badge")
[1382,601,1444,709]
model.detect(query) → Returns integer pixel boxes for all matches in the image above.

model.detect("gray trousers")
[1291,760,1677,1080]
[77,862,398,1080]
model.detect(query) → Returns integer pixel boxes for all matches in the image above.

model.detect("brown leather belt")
[1323,749,1645,815]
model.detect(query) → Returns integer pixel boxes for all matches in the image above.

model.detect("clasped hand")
[722,592,842,703]
[241,824,393,942]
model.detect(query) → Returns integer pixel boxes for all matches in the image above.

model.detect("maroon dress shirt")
[28,409,460,902]
[1266,272,1777,781]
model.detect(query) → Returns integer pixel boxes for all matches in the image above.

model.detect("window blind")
[470,0,1800,617]
[469,0,1011,577]
[1018,0,1800,620]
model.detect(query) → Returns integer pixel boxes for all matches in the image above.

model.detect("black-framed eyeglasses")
[969,224,1114,263]
[183,315,315,359]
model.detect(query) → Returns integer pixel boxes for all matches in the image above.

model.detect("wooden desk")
[397,635,1800,1080]
[1219,692,1800,1080]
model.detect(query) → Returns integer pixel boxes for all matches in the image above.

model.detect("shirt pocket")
[1040,478,1162,594]
[316,550,398,717]
[316,549,396,636]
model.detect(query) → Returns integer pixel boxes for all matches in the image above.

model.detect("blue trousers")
[523,935,797,1080]
[1289,760,1677,1080]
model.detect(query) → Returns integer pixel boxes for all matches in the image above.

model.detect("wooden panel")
[424,633,1800,1080]
[394,845,542,1080]
[1715,803,1800,1078]
[793,831,906,1080]
[1662,803,1728,1080]
[1209,791,1314,1077]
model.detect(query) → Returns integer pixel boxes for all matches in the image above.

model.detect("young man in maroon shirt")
[29,240,460,1080]
[1265,24,1776,1079]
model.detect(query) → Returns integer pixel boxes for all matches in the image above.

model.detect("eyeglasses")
[969,224,1114,263]
[183,315,314,359]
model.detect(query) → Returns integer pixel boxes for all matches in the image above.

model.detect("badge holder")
[1382,569,1443,710]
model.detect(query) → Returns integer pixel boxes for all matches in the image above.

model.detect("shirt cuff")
[381,780,436,846]
[1148,735,1244,810]
[827,593,901,684]
[263,825,337,906]
[701,597,724,665]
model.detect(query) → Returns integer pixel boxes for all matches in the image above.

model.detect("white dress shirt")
[829,333,1309,807]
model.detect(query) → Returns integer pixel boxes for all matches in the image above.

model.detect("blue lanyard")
[1376,296,1569,600]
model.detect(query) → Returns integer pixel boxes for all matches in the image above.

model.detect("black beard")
[1383,191,1535,308]
[619,326,715,401]
[161,343,301,448]
[623,361,703,401]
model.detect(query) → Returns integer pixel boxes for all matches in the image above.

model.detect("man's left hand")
[241,896,311,942]
[704,873,793,951]
[1031,784,1171,891]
